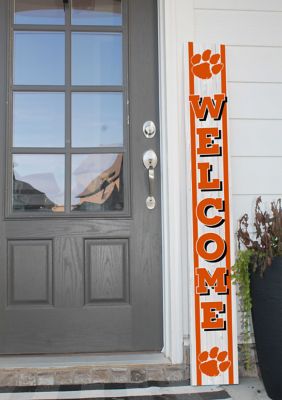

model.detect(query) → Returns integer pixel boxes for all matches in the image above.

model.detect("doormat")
[0,384,231,400]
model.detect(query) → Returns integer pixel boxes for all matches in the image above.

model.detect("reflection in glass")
[72,154,123,211]
[13,92,65,148]
[14,0,65,25]
[72,33,122,86]
[14,32,65,85]
[72,0,122,26]
[72,93,123,148]
[13,155,65,212]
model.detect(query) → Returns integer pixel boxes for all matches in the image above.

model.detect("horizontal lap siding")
[195,0,282,12]
[226,47,282,83]
[231,158,282,195]
[194,5,282,230]
[230,120,282,157]
[229,83,282,119]
[195,11,282,46]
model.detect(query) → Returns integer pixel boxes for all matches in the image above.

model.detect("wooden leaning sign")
[186,42,238,386]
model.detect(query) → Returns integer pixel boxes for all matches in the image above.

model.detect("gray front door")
[0,0,162,354]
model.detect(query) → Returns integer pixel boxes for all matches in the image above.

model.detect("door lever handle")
[143,150,158,210]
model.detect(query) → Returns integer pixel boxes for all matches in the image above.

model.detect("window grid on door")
[7,0,130,217]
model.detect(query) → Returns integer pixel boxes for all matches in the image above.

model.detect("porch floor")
[0,378,271,400]
[222,377,270,400]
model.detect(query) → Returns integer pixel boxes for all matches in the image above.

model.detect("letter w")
[196,267,228,295]
[189,94,226,121]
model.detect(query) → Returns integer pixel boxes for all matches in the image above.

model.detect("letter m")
[189,94,226,121]
[196,267,228,295]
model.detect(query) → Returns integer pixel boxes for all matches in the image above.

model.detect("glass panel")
[13,92,65,147]
[13,155,65,212]
[72,93,123,148]
[72,0,122,26]
[14,0,65,25]
[72,154,123,212]
[72,33,122,86]
[14,32,65,85]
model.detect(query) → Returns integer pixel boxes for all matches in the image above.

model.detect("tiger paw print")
[191,49,223,80]
[198,346,231,377]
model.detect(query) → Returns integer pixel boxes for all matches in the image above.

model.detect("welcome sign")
[186,43,238,386]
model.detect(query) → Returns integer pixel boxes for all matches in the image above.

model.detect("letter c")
[197,198,225,227]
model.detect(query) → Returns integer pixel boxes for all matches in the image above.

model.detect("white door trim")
[158,0,194,364]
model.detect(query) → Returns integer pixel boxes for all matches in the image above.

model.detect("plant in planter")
[232,196,282,400]
[232,249,253,370]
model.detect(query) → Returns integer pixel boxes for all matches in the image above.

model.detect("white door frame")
[158,0,194,364]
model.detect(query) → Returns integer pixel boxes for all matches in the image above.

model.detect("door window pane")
[72,33,122,86]
[13,155,65,212]
[14,32,65,85]
[72,0,122,26]
[13,92,65,147]
[14,0,65,25]
[72,154,123,211]
[72,93,123,148]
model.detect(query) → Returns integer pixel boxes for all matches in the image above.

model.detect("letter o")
[196,233,226,262]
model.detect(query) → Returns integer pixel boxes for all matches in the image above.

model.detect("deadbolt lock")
[143,121,156,139]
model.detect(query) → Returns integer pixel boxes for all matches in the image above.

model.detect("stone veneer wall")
[0,345,258,387]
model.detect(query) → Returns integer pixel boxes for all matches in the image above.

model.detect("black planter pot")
[250,256,282,400]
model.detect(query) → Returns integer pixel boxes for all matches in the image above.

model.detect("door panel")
[0,0,162,354]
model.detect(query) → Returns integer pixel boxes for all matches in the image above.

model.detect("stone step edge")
[0,363,189,387]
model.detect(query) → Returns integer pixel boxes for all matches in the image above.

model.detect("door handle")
[143,150,158,210]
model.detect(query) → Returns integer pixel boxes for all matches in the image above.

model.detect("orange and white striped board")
[185,42,238,386]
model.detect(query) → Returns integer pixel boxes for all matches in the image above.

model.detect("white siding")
[166,0,282,346]
[230,120,282,157]
[195,0,282,12]
[193,3,282,234]
[226,47,282,83]
[229,83,282,119]
[195,10,282,46]
[231,158,282,194]
[191,1,282,345]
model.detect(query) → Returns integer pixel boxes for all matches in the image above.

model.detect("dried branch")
[237,197,282,274]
